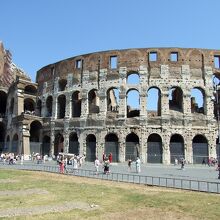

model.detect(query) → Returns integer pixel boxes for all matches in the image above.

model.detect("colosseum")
[1,41,220,164]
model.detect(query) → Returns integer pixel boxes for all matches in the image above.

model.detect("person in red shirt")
[108,152,113,163]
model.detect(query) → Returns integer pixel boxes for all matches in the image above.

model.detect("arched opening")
[127,89,140,118]
[0,122,5,152]
[170,134,184,164]
[9,98,14,115]
[24,85,37,95]
[127,72,140,84]
[125,132,139,161]
[69,132,79,155]
[54,133,64,156]
[24,98,35,114]
[169,87,183,112]
[105,133,119,162]
[58,79,67,91]
[30,120,42,154]
[36,99,42,117]
[72,91,81,117]
[5,135,10,152]
[147,134,162,163]
[46,96,53,117]
[88,89,99,113]
[216,138,220,161]
[191,88,205,114]
[147,87,161,116]
[86,134,96,162]
[0,91,7,117]
[192,135,208,164]
[57,95,66,119]
[42,135,50,156]
[107,88,119,112]
[12,134,19,154]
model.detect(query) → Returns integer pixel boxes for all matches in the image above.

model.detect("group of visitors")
[0,153,21,165]
[127,157,141,173]
[58,154,86,174]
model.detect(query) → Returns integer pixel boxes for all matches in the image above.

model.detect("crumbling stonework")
[1,46,220,164]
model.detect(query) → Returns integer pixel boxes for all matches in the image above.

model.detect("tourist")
[59,159,65,174]
[94,157,100,174]
[135,157,141,173]
[103,157,110,174]
[108,152,113,163]
[128,159,132,171]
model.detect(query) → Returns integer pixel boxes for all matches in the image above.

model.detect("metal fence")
[0,163,219,194]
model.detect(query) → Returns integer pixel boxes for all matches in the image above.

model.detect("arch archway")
[24,85,37,95]
[88,89,99,113]
[127,89,140,118]
[169,87,183,112]
[42,135,50,156]
[0,91,7,117]
[57,95,66,119]
[46,96,53,117]
[12,134,19,154]
[69,132,79,155]
[147,87,161,116]
[24,98,35,114]
[86,134,96,162]
[147,134,162,163]
[58,79,67,91]
[30,120,42,154]
[54,133,64,156]
[0,122,5,152]
[105,133,119,162]
[72,91,81,117]
[170,134,184,163]
[125,132,139,161]
[192,135,208,164]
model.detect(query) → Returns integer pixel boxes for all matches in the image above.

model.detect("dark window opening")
[46,96,53,117]
[24,98,35,114]
[57,95,66,119]
[72,91,81,117]
[0,91,7,117]
[88,89,99,113]
[58,79,67,91]
[24,85,37,95]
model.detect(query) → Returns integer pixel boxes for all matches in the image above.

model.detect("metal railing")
[0,163,219,194]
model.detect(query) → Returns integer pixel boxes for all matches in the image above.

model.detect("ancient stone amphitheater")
[1,42,220,164]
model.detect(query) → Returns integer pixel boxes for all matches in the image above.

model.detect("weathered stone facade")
[1,45,220,164]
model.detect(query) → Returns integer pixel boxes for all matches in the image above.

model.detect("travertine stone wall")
[36,48,220,164]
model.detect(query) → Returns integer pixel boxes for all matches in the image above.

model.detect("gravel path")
[0,201,99,218]
[0,188,49,196]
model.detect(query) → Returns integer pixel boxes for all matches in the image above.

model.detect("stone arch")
[105,133,119,162]
[24,98,35,114]
[46,96,53,117]
[125,132,139,161]
[191,87,205,114]
[127,89,140,118]
[54,133,64,156]
[42,135,50,156]
[72,91,81,117]
[69,132,79,155]
[0,90,7,117]
[0,122,5,152]
[170,134,184,163]
[24,85,37,95]
[88,89,99,113]
[57,94,66,119]
[5,135,10,152]
[36,99,42,117]
[9,98,14,115]
[30,120,42,154]
[11,134,19,154]
[127,71,140,84]
[192,134,208,164]
[107,87,119,112]
[147,87,161,116]
[147,133,162,163]
[86,134,96,162]
[169,86,183,112]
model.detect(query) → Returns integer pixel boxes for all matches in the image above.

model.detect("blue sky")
[1,0,219,82]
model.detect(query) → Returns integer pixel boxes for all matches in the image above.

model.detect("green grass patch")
[0,169,219,219]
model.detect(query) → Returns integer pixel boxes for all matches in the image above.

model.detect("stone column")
[80,89,88,117]
[65,93,71,118]
[52,95,58,119]
[50,122,55,157]
[162,134,170,164]
[17,88,24,116]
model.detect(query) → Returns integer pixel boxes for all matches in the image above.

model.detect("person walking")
[217,162,220,179]
[94,157,100,175]
[128,159,132,171]
[135,157,141,173]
